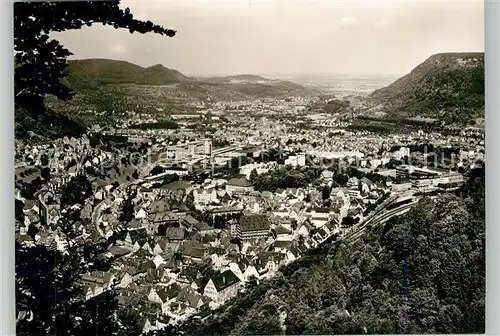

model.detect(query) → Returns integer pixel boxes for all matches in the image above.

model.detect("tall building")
[204,139,212,156]
[238,214,271,240]
[400,146,410,158]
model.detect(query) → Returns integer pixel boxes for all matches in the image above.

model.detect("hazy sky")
[51,0,484,76]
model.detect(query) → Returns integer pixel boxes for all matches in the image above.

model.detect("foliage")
[14,0,175,114]
[129,120,179,130]
[371,53,484,126]
[249,169,258,183]
[119,191,136,223]
[252,166,323,192]
[60,174,93,208]
[16,209,132,335]
[15,108,88,142]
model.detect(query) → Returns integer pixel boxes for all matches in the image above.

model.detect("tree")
[119,192,136,223]
[60,174,92,208]
[15,199,25,223]
[158,224,167,236]
[321,185,331,200]
[132,170,139,180]
[16,207,130,335]
[41,167,51,180]
[14,1,176,114]
[249,169,258,183]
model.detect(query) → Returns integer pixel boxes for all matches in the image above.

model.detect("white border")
[485,0,499,334]
[1,0,15,335]
[1,1,497,335]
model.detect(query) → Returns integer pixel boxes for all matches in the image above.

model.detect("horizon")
[68,49,484,79]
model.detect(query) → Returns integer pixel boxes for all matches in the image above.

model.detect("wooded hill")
[369,52,484,126]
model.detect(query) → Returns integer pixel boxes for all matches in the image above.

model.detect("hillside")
[63,58,190,88]
[369,52,484,125]
[178,169,485,335]
[225,74,272,82]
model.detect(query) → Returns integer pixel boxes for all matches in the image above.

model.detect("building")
[285,154,306,167]
[396,165,441,180]
[392,182,412,192]
[204,139,212,155]
[308,208,332,228]
[238,214,271,240]
[225,177,254,193]
[165,139,212,161]
[204,269,241,304]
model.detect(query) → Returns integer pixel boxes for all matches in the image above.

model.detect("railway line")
[345,201,418,244]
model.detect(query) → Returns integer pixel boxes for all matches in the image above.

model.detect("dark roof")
[273,240,291,248]
[211,269,241,292]
[193,220,213,232]
[275,225,292,235]
[166,227,185,241]
[156,283,180,302]
[182,214,200,226]
[360,177,374,185]
[313,207,330,213]
[183,246,205,259]
[239,214,270,233]
[108,246,132,258]
[227,177,252,187]
[128,228,148,243]
[137,260,156,274]
[149,199,170,214]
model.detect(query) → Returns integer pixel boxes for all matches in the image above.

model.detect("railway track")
[345,201,418,244]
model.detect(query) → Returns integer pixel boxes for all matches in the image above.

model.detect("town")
[14,92,484,334]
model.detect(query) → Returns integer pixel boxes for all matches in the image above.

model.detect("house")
[272,240,292,253]
[204,269,242,304]
[320,170,334,182]
[135,207,148,219]
[308,207,332,228]
[274,225,293,241]
[360,177,375,194]
[166,227,186,241]
[149,199,170,214]
[297,219,315,237]
[153,238,169,255]
[286,247,301,262]
[148,284,181,313]
[223,262,245,282]
[182,244,205,263]
[225,177,254,193]
[124,228,148,249]
[392,182,412,192]
[81,202,93,220]
[193,189,218,205]
[243,263,260,281]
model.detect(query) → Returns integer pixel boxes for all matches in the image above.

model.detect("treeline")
[177,167,484,335]
[129,120,179,130]
[252,166,323,192]
[357,115,440,127]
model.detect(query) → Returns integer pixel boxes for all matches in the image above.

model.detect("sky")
[51,0,484,76]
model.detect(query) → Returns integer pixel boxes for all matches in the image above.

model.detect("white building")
[204,270,242,304]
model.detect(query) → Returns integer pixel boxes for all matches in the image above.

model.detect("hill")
[225,74,272,82]
[178,169,485,335]
[63,58,190,88]
[369,52,484,125]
